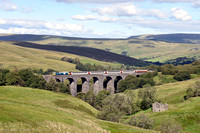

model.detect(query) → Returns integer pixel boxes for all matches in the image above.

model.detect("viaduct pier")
[43,71,147,96]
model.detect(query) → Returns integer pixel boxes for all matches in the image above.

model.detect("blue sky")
[0,0,199,38]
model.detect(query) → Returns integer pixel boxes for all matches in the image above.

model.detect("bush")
[95,90,110,110]
[5,71,25,86]
[97,93,132,122]
[138,85,157,110]
[128,114,154,129]
[0,69,9,85]
[76,92,86,100]
[174,71,191,81]
[84,89,96,106]
[117,75,155,93]
[160,120,182,133]
[184,81,200,100]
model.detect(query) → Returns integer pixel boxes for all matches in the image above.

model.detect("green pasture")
[0,41,121,71]
[0,86,156,133]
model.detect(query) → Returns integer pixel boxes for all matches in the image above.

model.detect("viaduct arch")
[43,71,144,96]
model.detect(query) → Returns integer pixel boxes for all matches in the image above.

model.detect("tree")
[27,75,46,89]
[84,89,96,107]
[173,71,191,81]
[18,69,34,86]
[5,71,25,86]
[95,90,110,110]
[185,81,200,100]
[138,85,157,110]
[0,69,9,85]
[117,75,155,93]
[97,93,132,122]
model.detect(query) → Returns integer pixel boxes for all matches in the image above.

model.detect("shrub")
[95,90,110,110]
[5,71,25,86]
[184,81,200,100]
[160,120,182,133]
[117,75,155,93]
[0,69,9,85]
[97,93,132,122]
[76,92,86,100]
[128,114,154,129]
[84,89,96,106]
[174,71,191,81]
[138,85,157,110]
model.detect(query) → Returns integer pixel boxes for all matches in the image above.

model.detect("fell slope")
[131,77,200,133]
[129,33,200,44]
[0,86,157,133]
[0,41,121,71]
[1,34,200,62]
[12,41,148,67]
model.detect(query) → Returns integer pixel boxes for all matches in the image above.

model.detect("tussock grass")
[0,86,156,133]
[0,41,121,71]
[30,37,200,62]
[130,77,200,133]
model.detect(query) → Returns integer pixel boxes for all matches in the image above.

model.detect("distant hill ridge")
[1,33,200,44]
[129,33,200,44]
[0,34,125,41]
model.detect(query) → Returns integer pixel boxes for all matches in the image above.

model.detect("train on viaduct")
[43,70,149,96]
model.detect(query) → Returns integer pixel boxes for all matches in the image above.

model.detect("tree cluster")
[61,56,116,71]
[145,61,200,81]
[117,72,156,93]
[96,86,157,123]
[184,81,200,100]
[0,68,69,93]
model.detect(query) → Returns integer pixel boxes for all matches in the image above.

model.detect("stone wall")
[152,102,168,112]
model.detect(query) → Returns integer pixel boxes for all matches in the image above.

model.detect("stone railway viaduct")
[43,71,144,96]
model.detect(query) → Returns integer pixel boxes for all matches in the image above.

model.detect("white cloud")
[93,3,138,16]
[55,0,143,4]
[140,9,167,19]
[71,15,96,21]
[171,8,192,21]
[93,3,167,19]
[0,19,84,36]
[0,0,18,11]
[122,18,200,33]
[99,17,118,22]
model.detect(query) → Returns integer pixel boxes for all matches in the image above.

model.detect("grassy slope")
[0,86,157,133]
[132,77,200,132]
[0,41,121,71]
[31,37,200,62]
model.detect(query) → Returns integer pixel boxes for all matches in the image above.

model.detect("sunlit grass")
[0,86,156,133]
[0,41,121,71]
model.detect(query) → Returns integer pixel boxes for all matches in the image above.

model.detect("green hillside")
[0,86,156,133]
[129,77,200,132]
[0,34,199,62]
[0,41,121,71]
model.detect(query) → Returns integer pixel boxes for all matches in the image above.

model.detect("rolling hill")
[129,33,200,44]
[11,41,149,67]
[0,86,157,133]
[127,76,200,132]
[0,34,200,62]
[0,41,122,71]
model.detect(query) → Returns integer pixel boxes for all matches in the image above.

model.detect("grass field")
[0,86,157,133]
[128,77,200,132]
[1,34,200,62]
[30,37,200,62]
[0,41,121,71]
